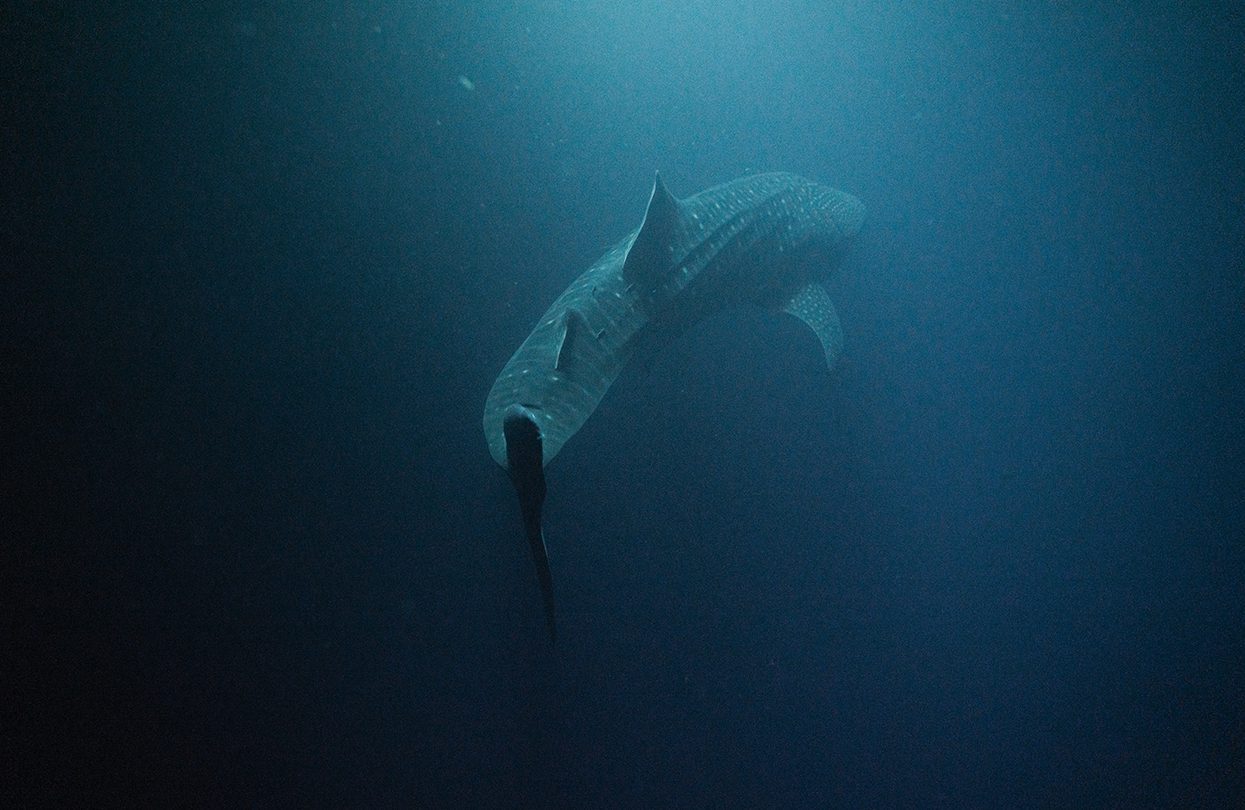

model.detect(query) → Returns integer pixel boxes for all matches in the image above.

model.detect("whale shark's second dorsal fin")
[781,280,844,370]
[555,309,588,372]
[623,172,683,288]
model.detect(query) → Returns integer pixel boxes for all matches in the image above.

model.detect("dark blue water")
[9,2,1244,806]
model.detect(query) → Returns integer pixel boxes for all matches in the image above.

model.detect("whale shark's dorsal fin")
[555,309,589,372]
[781,280,844,370]
[623,171,684,288]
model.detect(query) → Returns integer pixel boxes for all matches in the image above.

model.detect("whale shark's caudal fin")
[502,405,557,641]
[780,280,844,371]
[484,174,866,642]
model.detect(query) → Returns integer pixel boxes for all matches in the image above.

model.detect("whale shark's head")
[811,186,866,244]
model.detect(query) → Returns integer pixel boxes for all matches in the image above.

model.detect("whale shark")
[484,172,865,640]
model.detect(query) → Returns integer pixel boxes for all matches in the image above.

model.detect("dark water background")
[8,2,1244,806]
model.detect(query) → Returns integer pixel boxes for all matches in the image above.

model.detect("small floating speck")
[458,75,475,91]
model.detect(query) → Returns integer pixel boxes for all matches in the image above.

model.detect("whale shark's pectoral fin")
[780,281,844,370]
[503,405,557,642]
[622,171,684,289]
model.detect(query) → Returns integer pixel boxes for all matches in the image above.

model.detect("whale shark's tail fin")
[503,405,557,642]
[526,525,556,643]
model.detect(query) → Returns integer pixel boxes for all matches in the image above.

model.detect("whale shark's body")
[484,172,865,639]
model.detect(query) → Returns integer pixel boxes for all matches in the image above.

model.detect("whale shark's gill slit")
[502,405,557,641]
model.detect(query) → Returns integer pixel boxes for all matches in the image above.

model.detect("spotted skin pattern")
[484,172,864,469]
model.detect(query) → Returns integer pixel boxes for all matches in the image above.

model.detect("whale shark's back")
[483,172,864,471]
[483,234,646,468]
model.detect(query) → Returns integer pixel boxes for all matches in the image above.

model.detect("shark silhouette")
[484,172,865,640]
